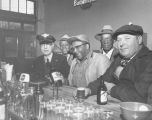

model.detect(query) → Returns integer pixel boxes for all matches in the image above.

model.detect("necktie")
[120,58,130,67]
[47,58,49,63]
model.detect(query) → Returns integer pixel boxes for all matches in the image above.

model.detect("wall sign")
[74,0,96,6]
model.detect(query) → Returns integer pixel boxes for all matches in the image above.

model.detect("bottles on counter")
[0,86,6,120]
[97,80,108,105]
[45,59,63,87]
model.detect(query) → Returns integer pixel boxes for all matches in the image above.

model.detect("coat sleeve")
[87,55,112,95]
[60,56,70,80]
[96,55,111,77]
[87,58,118,95]
[111,58,152,103]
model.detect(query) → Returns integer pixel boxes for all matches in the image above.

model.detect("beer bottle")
[97,80,108,105]
[0,86,6,120]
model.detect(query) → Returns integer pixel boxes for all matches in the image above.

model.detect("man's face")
[100,34,113,52]
[72,41,88,61]
[117,34,141,58]
[40,43,54,56]
[60,40,70,55]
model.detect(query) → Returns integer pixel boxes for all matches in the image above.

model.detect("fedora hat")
[95,25,113,40]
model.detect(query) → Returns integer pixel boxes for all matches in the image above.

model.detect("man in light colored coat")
[68,34,111,87]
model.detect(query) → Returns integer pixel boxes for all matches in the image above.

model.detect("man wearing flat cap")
[68,34,111,94]
[59,34,75,65]
[30,33,70,87]
[95,25,118,62]
[85,24,152,103]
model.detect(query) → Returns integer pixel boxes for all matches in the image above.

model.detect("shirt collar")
[102,48,114,59]
[44,53,53,63]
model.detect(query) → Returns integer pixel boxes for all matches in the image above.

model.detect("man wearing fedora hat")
[95,25,118,62]
[85,24,152,103]
[68,34,110,89]
[30,33,70,86]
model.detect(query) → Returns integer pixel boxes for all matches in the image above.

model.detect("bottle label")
[0,104,5,120]
[100,91,107,103]
[52,72,64,82]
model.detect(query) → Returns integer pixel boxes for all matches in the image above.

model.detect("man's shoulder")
[91,52,111,64]
[137,46,152,60]
[92,52,108,59]
[34,55,44,61]
[53,52,67,60]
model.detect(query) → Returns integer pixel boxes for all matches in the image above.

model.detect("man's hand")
[84,88,91,96]
[104,81,116,93]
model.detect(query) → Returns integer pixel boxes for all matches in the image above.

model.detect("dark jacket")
[88,46,152,103]
[30,53,70,85]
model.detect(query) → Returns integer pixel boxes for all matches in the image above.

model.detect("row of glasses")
[37,97,114,120]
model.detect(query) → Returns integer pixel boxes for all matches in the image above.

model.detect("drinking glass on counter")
[29,97,115,120]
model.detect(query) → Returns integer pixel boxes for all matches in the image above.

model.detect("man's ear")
[52,43,55,48]
[137,35,143,45]
[86,44,90,49]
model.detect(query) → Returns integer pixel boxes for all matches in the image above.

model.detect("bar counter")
[7,85,122,120]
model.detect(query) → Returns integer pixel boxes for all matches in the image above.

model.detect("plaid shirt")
[72,52,92,87]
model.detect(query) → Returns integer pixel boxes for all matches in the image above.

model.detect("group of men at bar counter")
[30,23,152,105]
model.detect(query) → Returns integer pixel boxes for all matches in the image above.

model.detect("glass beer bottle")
[97,80,108,105]
[0,86,6,120]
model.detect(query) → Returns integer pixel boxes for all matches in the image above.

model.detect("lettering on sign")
[74,0,96,6]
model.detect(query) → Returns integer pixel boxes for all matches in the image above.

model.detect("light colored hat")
[60,34,71,41]
[68,34,90,44]
[95,25,113,40]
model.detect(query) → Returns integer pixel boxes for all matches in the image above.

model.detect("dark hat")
[95,25,113,40]
[68,34,90,44]
[113,24,143,39]
[36,33,56,44]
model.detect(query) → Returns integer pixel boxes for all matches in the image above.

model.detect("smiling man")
[68,34,110,88]
[95,25,118,62]
[85,24,152,103]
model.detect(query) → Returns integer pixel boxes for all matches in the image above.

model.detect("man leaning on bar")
[84,23,152,104]
[68,34,111,88]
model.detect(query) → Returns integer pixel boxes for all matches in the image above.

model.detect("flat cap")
[60,34,70,41]
[113,24,143,39]
[68,34,90,44]
[36,33,56,44]
[95,25,113,40]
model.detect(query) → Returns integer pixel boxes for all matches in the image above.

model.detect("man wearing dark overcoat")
[84,24,152,103]
[30,33,70,86]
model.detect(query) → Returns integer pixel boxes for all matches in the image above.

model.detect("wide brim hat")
[95,25,113,40]
[112,24,143,40]
[36,33,56,44]
[68,34,90,44]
